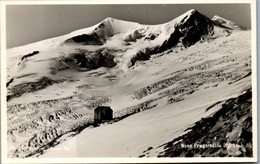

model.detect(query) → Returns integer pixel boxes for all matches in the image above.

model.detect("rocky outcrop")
[7,77,57,101]
[6,78,14,87]
[65,34,104,45]
[156,10,215,53]
[54,48,117,72]
[21,51,39,61]
[157,89,252,157]
[129,47,157,67]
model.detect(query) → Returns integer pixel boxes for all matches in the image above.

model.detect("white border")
[1,0,257,163]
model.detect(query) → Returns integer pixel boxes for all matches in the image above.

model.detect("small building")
[94,106,113,123]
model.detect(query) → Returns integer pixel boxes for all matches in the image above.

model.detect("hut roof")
[94,106,112,111]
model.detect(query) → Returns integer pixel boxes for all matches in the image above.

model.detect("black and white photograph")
[0,0,257,163]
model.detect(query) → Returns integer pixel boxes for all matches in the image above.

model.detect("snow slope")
[42,77,250,157]
[40,30,251,157]
[5,9,251,158]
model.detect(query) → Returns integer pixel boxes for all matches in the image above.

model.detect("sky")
[6,4,251,48]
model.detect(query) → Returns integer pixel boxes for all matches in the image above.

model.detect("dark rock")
[158,89,252,157]
[8,77,56,101]
[21,51,39,61]
[65,34,104,45]
[155,10,214,53]
[6,78,14,87]
[60,48,117,71]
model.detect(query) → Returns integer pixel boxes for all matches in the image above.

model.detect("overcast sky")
[6,4,251,48]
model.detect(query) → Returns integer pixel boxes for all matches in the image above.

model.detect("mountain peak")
[181,9,199,17]
[171,9,202,26]
[187,9,197,14]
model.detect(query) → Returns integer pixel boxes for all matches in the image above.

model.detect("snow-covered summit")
[179,8,198,18]
[99,17,140,33]
[66,17,140,42]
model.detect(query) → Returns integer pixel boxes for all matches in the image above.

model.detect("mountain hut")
[94,106,113,123]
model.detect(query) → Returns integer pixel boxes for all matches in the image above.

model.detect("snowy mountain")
[6,9,252,158]
[6,9,235,87]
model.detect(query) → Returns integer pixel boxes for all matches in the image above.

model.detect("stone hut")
[94,106,113,123]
